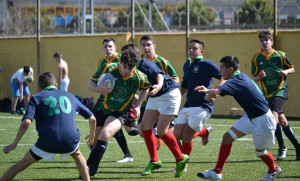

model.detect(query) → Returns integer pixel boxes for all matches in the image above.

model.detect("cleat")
[172,163,188,173]
[117,156,134,163]
[155,137,162,151]
[175,154,189,177]
[277,148,287,161]
[11,111,17,115]
[197,169,222,181]
[202,126,212,145]
[260,166,282,181]
[128,129,139,136]
[141,160,162,176]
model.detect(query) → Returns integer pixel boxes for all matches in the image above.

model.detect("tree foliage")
[239,0,273,24]
[171,0,215,26]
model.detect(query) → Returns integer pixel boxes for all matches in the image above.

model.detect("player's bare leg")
[0,151,36,181]
[72,148,90,181]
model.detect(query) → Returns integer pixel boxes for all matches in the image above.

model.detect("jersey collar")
[187,55,203,66]
[232,70,241,77]
[43,85,57,91]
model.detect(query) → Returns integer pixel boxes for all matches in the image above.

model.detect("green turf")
[0,113,299,180]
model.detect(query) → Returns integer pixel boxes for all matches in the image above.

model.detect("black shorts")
[30,149,42,161]
[93,109,136,127]
[268,96,285,114]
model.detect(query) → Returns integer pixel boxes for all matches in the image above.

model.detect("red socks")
[161,131,184,162]
[193,128,208,138]
[181,141,193,156]
[214,143,232,174]
[261,150,277,173]
[142,129,159,162]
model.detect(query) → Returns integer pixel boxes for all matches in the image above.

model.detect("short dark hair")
[140,35,155,44]
[38,72,56,89]
[53,51,62,58]
[190,39,204,50]
[120,48,140,69]
[23,66,30,73]
[121,42,139,52]
[103,38,115,45]
[220,56,240,71]
[259,30,273,41]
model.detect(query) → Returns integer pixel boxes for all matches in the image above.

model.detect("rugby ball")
[96,73,115,88]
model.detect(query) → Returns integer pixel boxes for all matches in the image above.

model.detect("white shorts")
[232,109,276,150]
[30,144,79,161]
[177,107,212,131]
[146,88,181,115]
[60,77,70,91]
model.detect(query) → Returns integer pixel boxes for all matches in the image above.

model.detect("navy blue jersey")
[137,58,179,97]
[217,73,269,119]
[181,57,222,113]
[23,87,93,153]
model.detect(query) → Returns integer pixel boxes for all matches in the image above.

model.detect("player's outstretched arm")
[148,74,164,96]
[3,119,31,154]
[135,89,149,120]
[194,86,220,103]
[87,115,96,147]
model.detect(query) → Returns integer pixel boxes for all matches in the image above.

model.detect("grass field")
[0,112,299,181]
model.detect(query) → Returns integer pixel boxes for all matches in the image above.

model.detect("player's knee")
[100,130,112,142]
[255,149,267,157]
[222,130,236,144]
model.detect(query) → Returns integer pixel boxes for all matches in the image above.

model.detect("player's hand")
[194,85,209,93]
[85,134,95,148]
[97,83,113,94]
[258,70,266,79]
[133,106,140,120]
[206,93,217,103]
[148,84,162,96]
[3,143,17,154]
[278,70,288,77]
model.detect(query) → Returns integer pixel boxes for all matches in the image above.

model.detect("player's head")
[23,66,30,76]
[188,39,204,60]
[102,38,116,58]
[121,42,137,52]
[219,56,240,80]
[258,30,273,51]
[140,35,156,59]
[38,72,57,90]
[120,46,140,76]
[53,52,62,61]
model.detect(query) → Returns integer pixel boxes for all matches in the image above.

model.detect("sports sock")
[142,129,159,162]
[161,131,184,162]
[193,128,208,138]
[275,123,286,150]
[114,129,131,157]
[87,140,108,169]
[283,125,300,149]
[214,143,232,174]
[181,141,193,156]
[261,150,277,173]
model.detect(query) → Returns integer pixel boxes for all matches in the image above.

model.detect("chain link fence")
[1,0,300,37]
